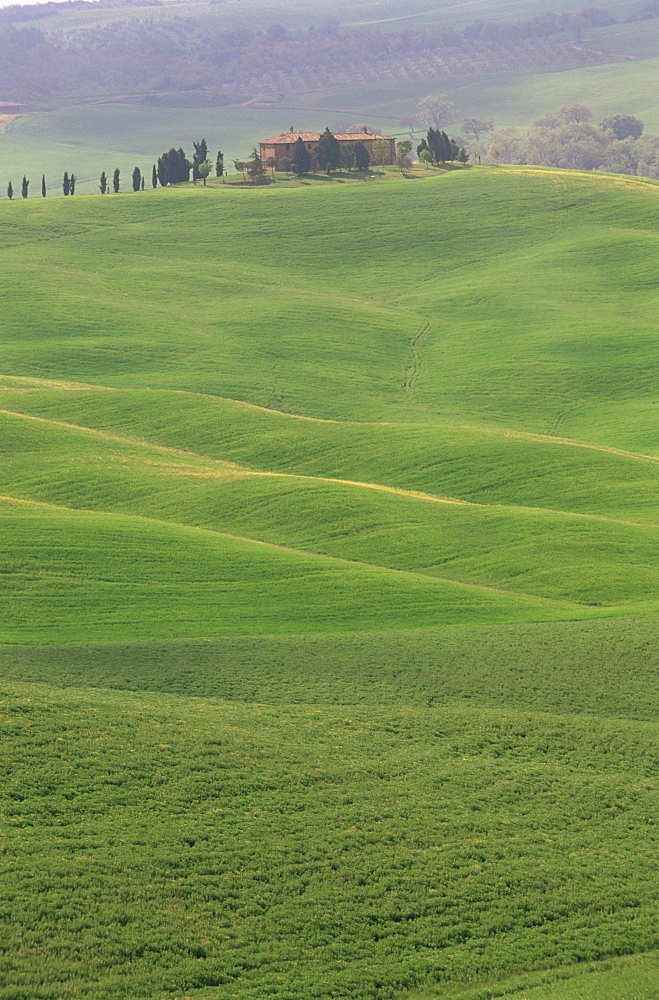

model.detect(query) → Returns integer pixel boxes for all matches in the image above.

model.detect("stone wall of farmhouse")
[260,136,396,168]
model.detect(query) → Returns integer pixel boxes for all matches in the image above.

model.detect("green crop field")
[0,166,658,999]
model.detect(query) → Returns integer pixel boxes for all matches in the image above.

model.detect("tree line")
[0,0,644,106]
[3,141,225,199]
[483,107,659,179]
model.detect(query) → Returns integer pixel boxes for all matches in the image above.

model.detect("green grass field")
[0,166,658,999]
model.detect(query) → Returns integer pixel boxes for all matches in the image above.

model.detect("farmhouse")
[259,126,397,168]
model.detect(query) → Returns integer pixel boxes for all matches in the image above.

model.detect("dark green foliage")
[131,165,141,192]
[20,174,28,198]
[157,147,191,186]
[41,174,46,197]
[315,127,341,172]
[112,167,119,193]
[426,127,453,163]
[6,179,12,200]
[291,136,310,175]
[69,172,76,195]
[62,170,69,196]
[215,149,224,177]
[246,146,266,183]
[192,138,208,184]
[600,113,644,139]
[354,140,370,170]
[99,171,107,194]
[151,163,157,189]
[340,141,355,169]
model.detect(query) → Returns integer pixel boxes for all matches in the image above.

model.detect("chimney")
[362,125,368,133]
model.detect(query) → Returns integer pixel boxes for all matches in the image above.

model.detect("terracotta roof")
[334,132,394,141]
[261,131,321,144]
[261,129,396,144]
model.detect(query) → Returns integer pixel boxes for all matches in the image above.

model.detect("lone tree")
[113,168,120,193]
[197,159,212,185]
[416,94,459,130]
[215,150,224,177]
[41,174,46,198]
[246,147,267,184]
[21,175,29,198]
[62,171,70,196]
[100,171,107,194]
[462,118,494,143]
[132,166,141,192]
[315,128,341,172]
[6,180,12,200]
[354,141,370,171]
[291,136,311,175]
[151,164,157,188]
[600,114,644,140]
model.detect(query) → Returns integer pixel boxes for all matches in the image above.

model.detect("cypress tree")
[141,176,145,191]
[152,164,157,188]
[113,168,120,193]
[21,176,29,198]
[291,137,310,176]
[7,180,12,200]
[62,171,70,196]
[41,174,46,198]
[440,132,453,162]
[426,128,442,163]
[69,173,76,195]
[100,171,107,194]
[176,148,191,183]
[157,156,167,187]
[354,141,370,171]
[215,150,224,177]
[132,166,141,192]
[315,128,340,173]
[192,139,208,184]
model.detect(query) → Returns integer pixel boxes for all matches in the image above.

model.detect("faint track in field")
[404,321,430,403]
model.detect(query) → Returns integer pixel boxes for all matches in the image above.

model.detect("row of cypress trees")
[4,142,224,199]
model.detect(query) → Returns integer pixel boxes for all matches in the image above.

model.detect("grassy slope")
[1,168,658,642]
[1,168,658,1000]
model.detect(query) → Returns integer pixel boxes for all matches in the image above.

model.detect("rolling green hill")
[0,166,658,1000]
